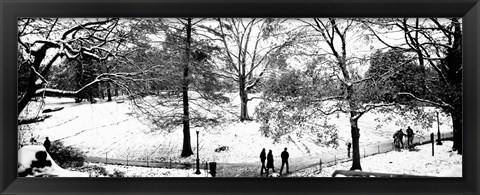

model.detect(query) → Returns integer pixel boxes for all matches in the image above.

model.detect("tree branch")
[398,92,453,109]
[61,19,116,40]
[312,95,346,103]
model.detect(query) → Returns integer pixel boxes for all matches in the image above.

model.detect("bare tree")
[303,18,401,170]
[17,18,135,116]
[363,18,463,154]
[125,18,227,157]
[259,18,401,171]
[198,18,300,121]
[180,18,194,157]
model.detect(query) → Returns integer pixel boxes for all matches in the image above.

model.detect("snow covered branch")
[355,102,397,120]
[34,77,113,98]
[352,69,395,85]
[315,107,347,116]
[247,96,263,101]
[246,67,266,91]
[312,95,346,103]
[398,92,453,109]
[61,19,116,40]
[30,66,49,85]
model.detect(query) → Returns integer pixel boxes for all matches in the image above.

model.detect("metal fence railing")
[82,132,454,177]
[311,132,454,171]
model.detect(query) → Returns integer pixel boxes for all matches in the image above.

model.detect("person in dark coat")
[406,126,414,148]
[43,137,51,153]
[266,150,275,176]
[393,129,405,149]
[280,148,289,175]
[259,148,267,176]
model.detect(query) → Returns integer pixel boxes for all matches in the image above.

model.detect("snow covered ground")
[18,95,458,177]
[73,162,211,177]
[290,141,462,177]
[18,145,88,177]
[67,141,461,177]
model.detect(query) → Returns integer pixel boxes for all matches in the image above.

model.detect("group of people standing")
[393,126,415,149]
[259,148,289,176]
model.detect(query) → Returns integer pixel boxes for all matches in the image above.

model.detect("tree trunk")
[18,46,49,116]
[180,18,194,157]
[18,84,38,116]
[114,86,118,97]
[349,117,362,171]
[451,107,462,154]
[446,18,462,155]
[239,76,250,122]
[107,83,112,102]
[100,86,105,99]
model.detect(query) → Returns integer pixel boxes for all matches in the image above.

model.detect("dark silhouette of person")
[347,142,352,158]
[43,137,51,153]
[393,129,405,149]
[406,126,414,148]
[259,148,267,176]
[280,148,289,175]
[266,150,275,176]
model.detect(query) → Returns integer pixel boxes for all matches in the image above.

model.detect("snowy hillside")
[19,95,454,165]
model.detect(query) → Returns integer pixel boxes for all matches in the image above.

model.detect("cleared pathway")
[85,132,453,177]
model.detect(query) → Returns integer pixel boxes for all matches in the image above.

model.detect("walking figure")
[280,148,289,175]
[266,150,275,176]
[393,129,405,149]
[406,126,414,149]
[347,142,352,158]
[43,137,51,153]
[259,148,267,176]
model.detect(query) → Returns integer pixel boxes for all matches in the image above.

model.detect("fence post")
[334,155,336,165]
[431,133,434,156]
[127,155,129,166]
[170,158,172,169]
[378,145,380,154]
[147,156,149,167]
[105,153,108,164]
[319,158,322,172]
[364,148,366,158]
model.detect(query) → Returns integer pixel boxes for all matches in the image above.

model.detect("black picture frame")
[1,0,479,194]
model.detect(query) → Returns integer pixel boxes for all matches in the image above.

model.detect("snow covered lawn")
[19,96,459,177]
[290,141,462,177]
[67,141,461,177]
[74,162,211,177]
[19,96,454,165]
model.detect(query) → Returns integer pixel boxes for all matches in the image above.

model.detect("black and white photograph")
[17,18,463,178]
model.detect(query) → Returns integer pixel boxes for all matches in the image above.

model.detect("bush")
[314,127,339,148]
[49,140,85,168]
[110,169,126,177]
[75,164,126,177]
[74,164,108,176]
